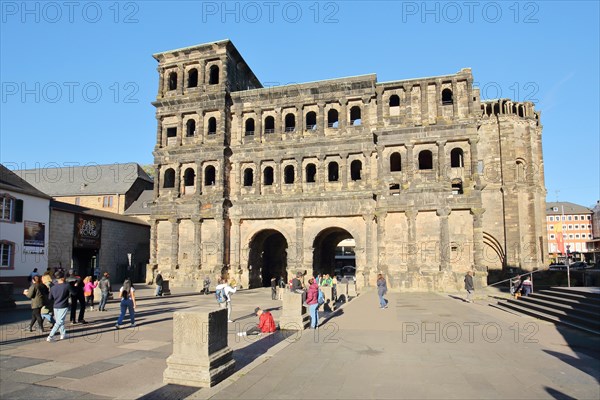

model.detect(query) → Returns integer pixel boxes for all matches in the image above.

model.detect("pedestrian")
[83,276,98,311]
[115,279,136,328]
[464,271,475,303]
[237,307,277,336]
[271,277,277,300]
[306,277,319,329]
[511,275,522,299]
[215,278,237,322]
[28,268,39,283]
[202,276,211,295]
[521,275,533,296]
[68,274,87,324]
[229,276,237,288]
[47,271,75,342]
[23,275,48,332]
[40,274,56,328]
[155,271,163,296]
[377,273,388,309]
[98,272,111,311]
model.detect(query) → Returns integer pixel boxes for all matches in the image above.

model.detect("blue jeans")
[117,299,135,325]
[309,303,319,328]
[48,307,68,337]
[99,292,109,311]
[42,313,55,326]
[155,284,162,296]
[378,293,386,308]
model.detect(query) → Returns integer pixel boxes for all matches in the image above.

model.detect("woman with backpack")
[115,279,136,329]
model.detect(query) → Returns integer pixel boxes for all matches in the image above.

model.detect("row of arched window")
[167,65,220,91]
[390,148,464,171]
[387,88,454,107]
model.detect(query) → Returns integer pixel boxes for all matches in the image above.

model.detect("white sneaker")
[236,332,247,337]
[228,320,234,323]
[130,323,136,327]
[59,334,66,340]
[46,336,53,342]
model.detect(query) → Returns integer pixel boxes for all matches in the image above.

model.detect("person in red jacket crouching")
[237,307,277,336]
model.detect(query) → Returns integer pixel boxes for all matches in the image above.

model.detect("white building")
[0,164,51,286]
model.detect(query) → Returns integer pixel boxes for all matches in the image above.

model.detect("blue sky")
[1,0,598,208]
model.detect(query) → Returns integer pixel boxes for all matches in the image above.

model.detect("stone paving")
[1,286,599,400]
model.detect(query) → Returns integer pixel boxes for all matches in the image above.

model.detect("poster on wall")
[24,221,45,247]
[74,214,102,249]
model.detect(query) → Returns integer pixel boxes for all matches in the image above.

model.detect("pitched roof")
[0,164,52,199]
[50,200,149,226]
[124,190,154,215]
[546,202,593,215]
[14,163,153,196]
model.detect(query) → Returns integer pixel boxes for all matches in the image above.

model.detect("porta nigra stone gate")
[149,40,547,292]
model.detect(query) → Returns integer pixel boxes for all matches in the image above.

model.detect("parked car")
[570,261,590,270]
[548,263,567,271]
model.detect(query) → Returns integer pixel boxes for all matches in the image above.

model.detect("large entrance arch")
[247,230,288,288]
[312,227,354,277]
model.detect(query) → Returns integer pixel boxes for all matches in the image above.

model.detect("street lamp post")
[566,245,571,287]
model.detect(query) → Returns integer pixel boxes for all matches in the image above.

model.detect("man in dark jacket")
[464,271,474,303]
[68,274,87,324]
[47,271,75,342]
[155,271,164,296]
[98,272,111,311]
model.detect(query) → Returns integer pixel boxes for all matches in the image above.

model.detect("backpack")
[215,288,226,304]
[318,289,325,305]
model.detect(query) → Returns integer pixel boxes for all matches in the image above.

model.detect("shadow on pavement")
[544,386,578,400]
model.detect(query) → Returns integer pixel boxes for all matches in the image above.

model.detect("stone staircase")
[492,287,600,335]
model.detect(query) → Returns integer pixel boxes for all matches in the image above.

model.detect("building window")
[574,225,579,229]
[284,165,295,184]
[549,225,554,230]
[0,195,15,222]
[305,164,317,183]
[575,234,580,239]
[587,215,591,220]
[549,216,554,221]
[0,241,14,268]
[327,109,339,128]
[285,113,295,132]
[263,167,274,185]
[451,179,463,195]
[389,95,400,107]
[264,116,275,134]
[450,148,464,168]
[350,160,362,181]
[550,234,555,239]
[569,234,574,239]
[168,72,177,91]
[186,119,196,137]
[567,215,572,221]
[327,162,339,182]
[552,207,558,212]
[588,225,592,229]
[183,168,195,187]
[574,216,579,221]
[163,169,175,188]
[418,150,433,170]
[209,65,219,85]
[245,118,255,136]
[442,89,453,105]
[208,117,217,135]
[390,152,402,172]
[568,225,572,230]
[305,112,317,131]
[243,168,254,187]
[166,127,177,138]
[350,106,362,126]
[188,68,198,88]
[102,196,113,208]
[204,166,216,186]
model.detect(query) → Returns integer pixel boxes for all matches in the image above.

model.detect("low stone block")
[280,291,310,330]
[347,282,358,297]
[320,286,334,311]
[163,307,234,387]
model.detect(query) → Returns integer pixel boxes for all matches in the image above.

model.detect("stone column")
[154,166,161,198]
[437,207,451,271]
[436,81,443,120]
[193,217,203,269]
[295,217,304,271]
[406,144,414,181]
[296,105,302,133]
[174,164,181,197]
[170,218,179,269]
[469,138,480,183]
[163,307,235,387]
[466,78,473,115]
[255,109,263,143]
[149,218,158,266]
[230,218,241,273]
[156,117,163,148]
[198,110,205,145]
[340,98,348,129]
[340,153,348,190]
[318,155,326,191]
[375,86,384,122]
[280,292,310,330]
[437,140,447,181]
[375,212,387,272]
[363,214,374,273]
[256,161,262,195]
[452,79,459,116]
[215,215,224,270]
[157,67,165,98]
[200,62,206,85]
[295,157,303,191]
[420,83,428,126]
[362,151,371,185]
[470,208,485,271]
[275,159,282,194]
[178,65,185,95]
[406,209,419,272]
[195,162,202,195]
[317,102,325,136]
[274,107,282,135]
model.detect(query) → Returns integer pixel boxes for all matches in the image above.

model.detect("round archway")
[247,230,288,288]
[312,227,354,278]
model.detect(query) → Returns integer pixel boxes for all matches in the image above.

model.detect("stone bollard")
[161,280,171,295]
[336,282,348,303]
[320,286,334,311]
[347,281,358,298]
[163,307,234,387]
[280,291,310,330]
[0,282,16,309]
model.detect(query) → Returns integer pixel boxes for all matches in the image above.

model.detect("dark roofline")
[50,200,149,227]
[0,164,52,199]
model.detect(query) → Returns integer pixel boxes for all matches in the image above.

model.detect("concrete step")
[537,289,600,305]
[504,298,600,330]
[530,292,600,309]
[520,296,600,319]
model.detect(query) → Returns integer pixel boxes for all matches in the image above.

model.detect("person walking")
[115,279,137,328]
[98,272,111,311]
[40,274,56,328]
[464,271,475,303]
[306,278,319,329]
[68,274,87,324]
[271,277,277,300]
[215,279,236,322]
[24,275,48,332]
[377,273,388,309]
[155,271,163,297]
[83,276,98,311]
[47,271,74,342]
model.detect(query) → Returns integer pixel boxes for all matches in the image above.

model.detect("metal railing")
[485,268,547,295]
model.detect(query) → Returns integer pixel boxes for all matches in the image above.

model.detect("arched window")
[518,105,524,117]
[493,103,500,115]
[350,106,362,125]
[390,152,401,172]
[442,89,453,105]
[187,68,198,88]
[208,117,217,135]
[245,118,255,136]
[516,160,526,182]
[263,167,274,185]
[305,112,317,130]
[350,160,362,181]
[243,168,254,186]
[163,168,175,188]
[389,95,400,107]
[327,109,339,128]
[284,165,295,184]
[305,163,316,183]
[418,150,433,170]
[209,65,219,84]
[186,119,196,137]
[264,116,275,134]
[328,162,339,182]
[285,113,295,132]
[183,168,195,186]
[451,179,463,195]
[204,166,216,186]
[450,148,464,168]
[168,72,177,91]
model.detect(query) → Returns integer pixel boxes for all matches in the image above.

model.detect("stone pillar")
[195,162,202,195]
[471,208,485,271]
[176,116,183,147]
[170,218,180,269]
[406,209,419,272]
[163,307,235,387]
[406,144,414,181]
[296,105,302,133]
[466,78,473,115]
[420,83,428,126]
[376,212,387,272]
[375,86,384,122]
[318,155,326,192]
[198,110,205,145]
[340,153,348,190]
[275,159,282,194]
[153,166,160,198]
[469,138,480,183]
[256,161,262,195]
[215,215,224,270]
[295,217,304,271]
[157,67,165,98]
[274,107,282,135]
[437,207,451,271]
[156,117,163,148]
[452,79,459,116]
[231,218,241,272]
[362,151,371,184]
[317,102,325,136]
[280,291,310,330]
[174,164,181,197]
[363,214,374,272]
[436,81,443,120]
[437,140,446,181]
[149,218,158,266]
[193,218,203,269]
[295,157,303,192]
[340,98,348,129]
[255,109,263,143]
[177,65,185,95]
